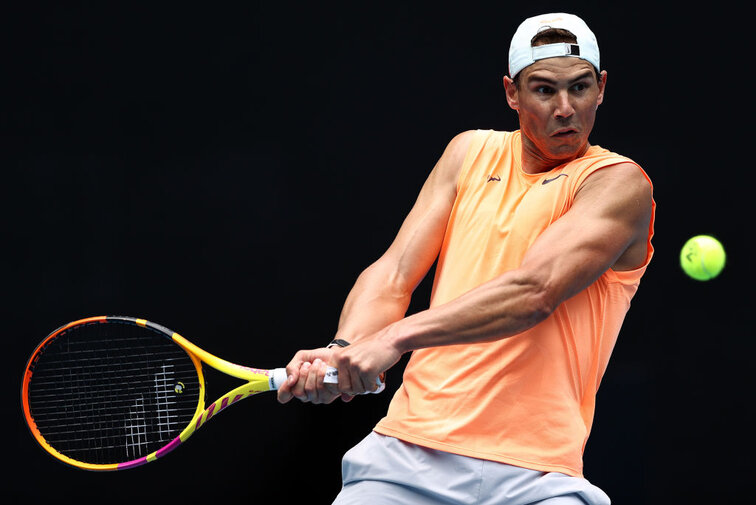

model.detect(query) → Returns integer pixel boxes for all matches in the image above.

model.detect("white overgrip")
[324,366,385,394]
[270,367,289,390]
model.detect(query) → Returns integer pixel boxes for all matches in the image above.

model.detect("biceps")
[380,182,455,291]
[372,130,472,293]
[520,210,641,307]
[521,164,653,305]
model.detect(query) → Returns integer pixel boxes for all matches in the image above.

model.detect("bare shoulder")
[446,129,478,152]
[576,161,653,270]
[432,130,478,185]
[576,161,652,212]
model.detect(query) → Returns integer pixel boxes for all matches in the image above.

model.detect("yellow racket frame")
[22,316,284,471]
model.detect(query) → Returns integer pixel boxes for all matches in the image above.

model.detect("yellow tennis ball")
[680,235,726,281]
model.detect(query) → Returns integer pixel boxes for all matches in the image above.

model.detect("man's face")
[504,57,607,166]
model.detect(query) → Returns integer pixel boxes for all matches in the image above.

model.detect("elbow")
[526,291,554,328]
[361,260,414,301]
[518,274,558,328]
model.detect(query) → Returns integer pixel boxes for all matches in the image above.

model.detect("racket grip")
[323,366,385,394]
[271,368,289,390]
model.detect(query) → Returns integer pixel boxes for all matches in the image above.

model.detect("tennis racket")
[22,315,382,471]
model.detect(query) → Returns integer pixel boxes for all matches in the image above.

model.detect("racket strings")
[27,321,201,464]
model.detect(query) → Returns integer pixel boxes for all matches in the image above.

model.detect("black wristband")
[327,338,351,348]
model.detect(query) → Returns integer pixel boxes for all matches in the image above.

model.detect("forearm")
[385,268,552,354]
[317,267,552,395]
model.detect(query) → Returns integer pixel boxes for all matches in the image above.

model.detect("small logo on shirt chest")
[487,174,501,182]
[542,174,568,185]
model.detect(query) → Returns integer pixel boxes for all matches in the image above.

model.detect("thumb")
[285,349,317,384]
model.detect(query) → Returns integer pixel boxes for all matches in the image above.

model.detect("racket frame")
[22,316,285,471]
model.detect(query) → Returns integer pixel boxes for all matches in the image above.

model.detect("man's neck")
[520,134,591,174]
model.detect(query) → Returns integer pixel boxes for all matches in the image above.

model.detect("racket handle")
[323,366,385,394]
[271,368,289,390]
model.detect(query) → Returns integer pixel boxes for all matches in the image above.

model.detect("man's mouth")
[552,128,578,137]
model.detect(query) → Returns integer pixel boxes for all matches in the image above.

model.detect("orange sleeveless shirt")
[374,130,655,477]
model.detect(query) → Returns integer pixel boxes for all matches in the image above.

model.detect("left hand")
[277,348,343,404]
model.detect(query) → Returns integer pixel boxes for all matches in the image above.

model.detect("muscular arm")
[276,130,475,403]
[329,161,653,393]
[334,131,474,343]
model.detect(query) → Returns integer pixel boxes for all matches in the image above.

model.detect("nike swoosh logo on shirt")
[542,174,568,185]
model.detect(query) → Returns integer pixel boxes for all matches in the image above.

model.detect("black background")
[4,2,752,504]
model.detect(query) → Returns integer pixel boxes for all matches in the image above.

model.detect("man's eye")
[535,86,553,94]
[572,82,588,92]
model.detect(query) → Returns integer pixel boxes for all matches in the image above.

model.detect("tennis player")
[279,12,655,504]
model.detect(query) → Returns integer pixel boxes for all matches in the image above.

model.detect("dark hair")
[512,28,599,85]
[531,27,577,46]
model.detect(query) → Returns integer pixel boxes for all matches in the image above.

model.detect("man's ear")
[503,75,519,112]
[596,70,607,107]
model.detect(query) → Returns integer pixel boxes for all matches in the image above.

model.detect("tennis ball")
[680,235,726,281]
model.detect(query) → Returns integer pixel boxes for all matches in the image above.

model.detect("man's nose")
[554,90,575,119]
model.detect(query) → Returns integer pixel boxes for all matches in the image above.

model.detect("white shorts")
[332,432,611,505]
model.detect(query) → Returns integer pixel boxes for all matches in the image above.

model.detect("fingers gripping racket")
[21,316,381,471]
[324,367,385,393]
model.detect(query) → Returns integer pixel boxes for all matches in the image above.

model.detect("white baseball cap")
[508,13,600,77]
